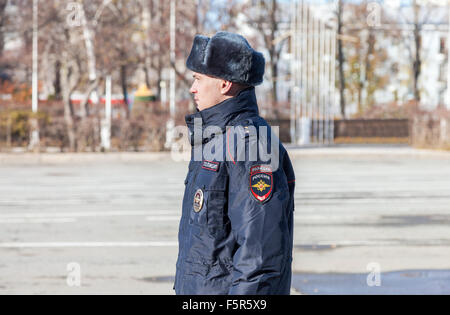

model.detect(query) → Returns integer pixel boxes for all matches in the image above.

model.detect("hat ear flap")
[186,35,210,74]
[248,51,265,86]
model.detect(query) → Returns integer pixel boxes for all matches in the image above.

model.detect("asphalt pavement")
[0,146,449,294]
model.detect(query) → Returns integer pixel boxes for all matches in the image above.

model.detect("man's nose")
[190,83,197,94]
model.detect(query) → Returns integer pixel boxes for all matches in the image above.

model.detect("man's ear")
[220,80,233,95]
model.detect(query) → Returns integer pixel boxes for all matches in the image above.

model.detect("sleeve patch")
[249,165,273,203]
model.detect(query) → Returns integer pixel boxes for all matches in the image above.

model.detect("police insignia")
[193,189,204,212]
[250,165,273,203]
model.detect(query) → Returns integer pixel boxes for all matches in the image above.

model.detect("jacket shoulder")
[228,116,271,139]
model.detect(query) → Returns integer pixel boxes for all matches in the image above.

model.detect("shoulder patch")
[249,165,273,203]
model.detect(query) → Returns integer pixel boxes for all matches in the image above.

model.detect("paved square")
[0,147,449,294]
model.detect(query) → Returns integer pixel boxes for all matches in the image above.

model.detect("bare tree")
[398,0,440,104]
[412,0,422,102]
[343,1,389,114]
[0,0,8,57]
[336,0,346,118]
[243,0,289,117]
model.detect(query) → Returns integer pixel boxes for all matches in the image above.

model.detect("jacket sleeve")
[226,155,292,295]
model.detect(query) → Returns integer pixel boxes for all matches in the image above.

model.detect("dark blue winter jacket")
[174,87,295,295]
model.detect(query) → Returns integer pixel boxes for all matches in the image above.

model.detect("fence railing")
[2,104,450,150]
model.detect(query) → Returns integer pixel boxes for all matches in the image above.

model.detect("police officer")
[174,31,295,295]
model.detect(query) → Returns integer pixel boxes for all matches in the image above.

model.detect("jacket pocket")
[188,169,229,238]
[188,185,229,240]
[205,187,229,239]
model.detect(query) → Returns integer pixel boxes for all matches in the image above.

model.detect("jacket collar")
[185,87,259,134]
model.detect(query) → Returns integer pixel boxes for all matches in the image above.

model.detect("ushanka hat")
[186,31,265,86]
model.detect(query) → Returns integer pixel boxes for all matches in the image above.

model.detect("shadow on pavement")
[292,269,450,295]
[144,270,450,295]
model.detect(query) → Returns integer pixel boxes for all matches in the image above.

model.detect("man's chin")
[196,103,216,112]
[196,104,206,111]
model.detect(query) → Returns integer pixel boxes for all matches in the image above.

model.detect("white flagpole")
[313,13,319,144]
[324,28,331,145]
[170,0,176,119]
[30,0,40,150]
[447,4,450,109]
[32,0,38,114]
[319,20,325,145]
[301,0,309,145]
[101,76,112,151]
[307,4,313,144]
[290,0,297,144]
[165,0,176,149]
[297,0,304,144]
[330,23,337,144]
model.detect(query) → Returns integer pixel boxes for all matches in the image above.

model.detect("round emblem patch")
[193,189,204,213]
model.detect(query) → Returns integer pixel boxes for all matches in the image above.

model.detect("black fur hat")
[186,32,265,86]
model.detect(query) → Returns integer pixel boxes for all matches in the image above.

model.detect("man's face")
[189,72,225,111]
